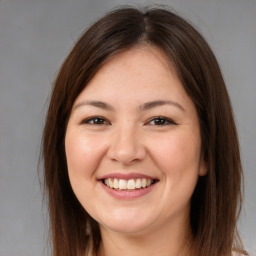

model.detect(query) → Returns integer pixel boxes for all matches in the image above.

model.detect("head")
[42,6,245,256]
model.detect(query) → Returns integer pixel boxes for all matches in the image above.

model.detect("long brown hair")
[42,6,247,256]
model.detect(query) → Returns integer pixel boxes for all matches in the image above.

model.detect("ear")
[198,154,207,176]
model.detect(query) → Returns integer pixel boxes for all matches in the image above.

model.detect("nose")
[107,124,146,165]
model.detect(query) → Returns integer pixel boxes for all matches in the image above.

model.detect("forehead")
[99,46,177,79]
[71,46,197,117]
[79,46,183,96]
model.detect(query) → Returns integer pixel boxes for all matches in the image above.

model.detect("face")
[65,47,206,235]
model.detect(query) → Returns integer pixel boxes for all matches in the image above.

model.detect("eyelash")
[80,116,177,126]
[80,116,110,125]
[146,116,177,126]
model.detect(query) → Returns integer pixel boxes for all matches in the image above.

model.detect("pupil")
[95,118,103,124]
[156,119,164,125]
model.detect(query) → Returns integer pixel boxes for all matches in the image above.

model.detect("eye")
[147,116,177,126]
[81,116,110,125]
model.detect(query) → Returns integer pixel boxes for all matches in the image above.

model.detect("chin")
[102,222,151,235]
[97,211,154,234]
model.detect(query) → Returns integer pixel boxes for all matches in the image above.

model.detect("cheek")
[151,133,201,216]
[151,132,201,184]
[65,131,106,178]
[64,131,108,215]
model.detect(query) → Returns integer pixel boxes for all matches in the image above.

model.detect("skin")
[65,46,206,256]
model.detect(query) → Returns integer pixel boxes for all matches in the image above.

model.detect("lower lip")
[100,181,156,199]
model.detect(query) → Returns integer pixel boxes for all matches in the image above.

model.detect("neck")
[97,212,192,256]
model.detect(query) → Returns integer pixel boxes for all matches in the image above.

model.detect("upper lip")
[97,172,158,180]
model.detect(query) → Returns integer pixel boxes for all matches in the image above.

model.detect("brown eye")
[82,117,110,125]
[147,117,176,126]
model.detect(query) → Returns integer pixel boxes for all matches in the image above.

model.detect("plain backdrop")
[0,0,255,255]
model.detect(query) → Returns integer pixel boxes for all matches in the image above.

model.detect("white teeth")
[119,179,127,189]
[141,178,147,188]
[109,178,114,188]
[113,178,119,189]
[135,179,141,188]
[127,179,136,189]
[103,178,154,190]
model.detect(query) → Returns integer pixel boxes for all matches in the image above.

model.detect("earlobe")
[199,156,208,176]
[199,166,207,176]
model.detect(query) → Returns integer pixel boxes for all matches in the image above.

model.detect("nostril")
[106,134,147,164]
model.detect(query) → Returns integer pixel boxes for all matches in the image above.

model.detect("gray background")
[0,0,255,255]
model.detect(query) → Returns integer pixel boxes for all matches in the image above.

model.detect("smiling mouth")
[102,178,157,191]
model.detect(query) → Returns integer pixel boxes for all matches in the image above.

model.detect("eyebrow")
[139,100,185,112]
[73,100,115,111]
[73,100,185,112]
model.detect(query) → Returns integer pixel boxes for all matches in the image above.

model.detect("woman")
[42,6,248,256]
